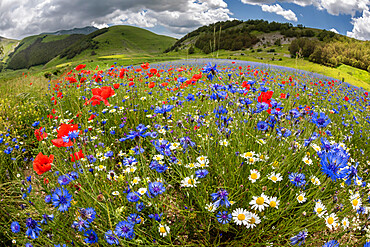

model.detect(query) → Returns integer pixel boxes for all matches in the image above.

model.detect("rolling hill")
[41,26,98,36]
[4,25,176,70]
[0,37,19,63]
[166,19,370,73]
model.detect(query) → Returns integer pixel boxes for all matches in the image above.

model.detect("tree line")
[290,37,370,72]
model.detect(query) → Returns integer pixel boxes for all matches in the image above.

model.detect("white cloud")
[330,28,339,33]
[347,9,370,40]
[240,0,369,16]
[261,4,298,21]
[0,0,232,39]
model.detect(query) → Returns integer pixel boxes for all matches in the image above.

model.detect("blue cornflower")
[58,175,71,186]
[211,189,231,208]
[72,217,90,232]
[45,195,51,203]
[52,187,73,212]
[257,121,269,131]
[179,136,196,151]
[148,213,162,222]
[25,218,42,239]
[148,182,166,197]
[195,169,209,178]
[127,213,142,225]
[127,192,140,202]
[319,151,348,182]
[28,184,32,193]
[290,230,308,246]
[25,243,33,247]
[81,207,96,223]
[105,230,120,245]
[322,240,339,247]
[341,162,360,185]
[32,121,40,127]
[115,221,135,239]
[185,93,195,101]
[312,112,331,128]
[11,221,20,233]
[136,202,145,212]
[4,146,13,154]
[216,211,232,224]
[84,229,98,244]
[62,130,79,143]
[289,172,306,187]
[122,156,137,166]
[364,240,370,247]
[41,214,54,225]
[69,171,79,180]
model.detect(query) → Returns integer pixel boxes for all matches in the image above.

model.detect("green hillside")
[55,25,176,62]
[6,34,84,70]
[3,25,176,70]
[0,37,19,63]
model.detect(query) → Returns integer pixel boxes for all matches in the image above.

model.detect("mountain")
[5,25,176,70]
[41,26,98,36]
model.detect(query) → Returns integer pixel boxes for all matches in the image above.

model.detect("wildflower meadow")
[1,58,369,246]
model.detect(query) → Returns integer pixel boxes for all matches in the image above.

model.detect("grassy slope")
[0,38,19,62]
[45,26,176,68]
[163,44,370,90]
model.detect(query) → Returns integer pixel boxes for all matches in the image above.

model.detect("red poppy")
[344,96,349,101]
[113,83,120,89]
[75,64,86,71]
[33,152,54,175]
[34,127,47,141]
[141,62,150,70]
[148,82,155,88]
[71,150,84,162]
[257,91,274,107]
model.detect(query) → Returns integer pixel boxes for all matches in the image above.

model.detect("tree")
[188,45,195,54]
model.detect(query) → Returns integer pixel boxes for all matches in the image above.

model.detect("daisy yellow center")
[237,214,246,221]
[245,152,253,157]
[343,221,347,226]
[133,179,138,183]
[159,227,166,233]
[251,173,258,179]
[271,176,277,181]
[270,201,277,207]
[248,217,256,224]
[188,179,194,185]
[328,217,334,225]
[305,160,310,164]
[317,208,322,213]
[189,163,195,167]
[353,199,358,206]
[256,197,264,205]
[298,196,304,201]
[260,155,264,159]
[249,158,254,163]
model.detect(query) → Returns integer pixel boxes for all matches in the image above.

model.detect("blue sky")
[1,0,369,40]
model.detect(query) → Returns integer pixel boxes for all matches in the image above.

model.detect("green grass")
[200,47,370,90]
[337,64,370,83]
[41,34,72,43]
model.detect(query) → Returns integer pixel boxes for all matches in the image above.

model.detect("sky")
[0,0,369,41]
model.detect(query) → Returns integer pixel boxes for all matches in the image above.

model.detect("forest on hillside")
[290,37,370,72]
